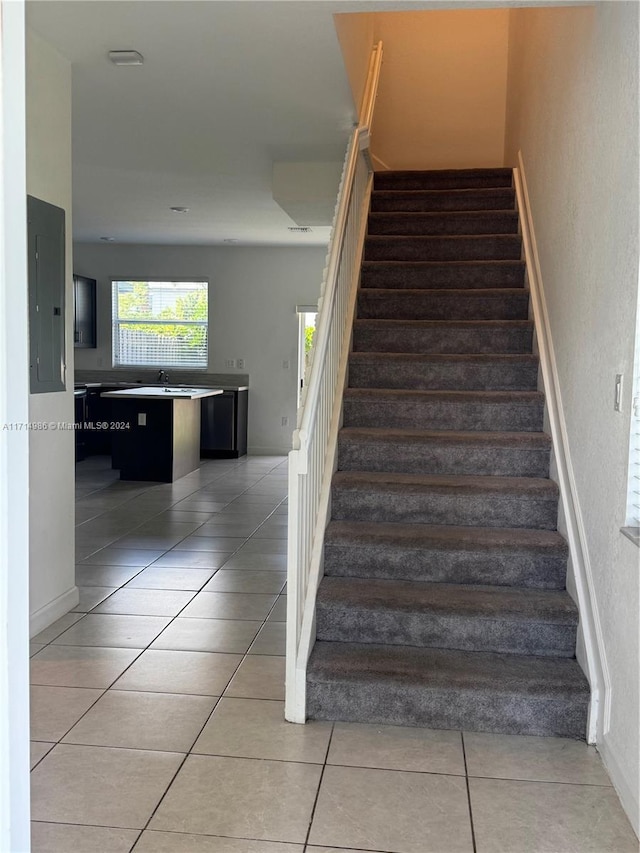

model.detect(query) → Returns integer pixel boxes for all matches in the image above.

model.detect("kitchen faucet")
[157,369,170,385]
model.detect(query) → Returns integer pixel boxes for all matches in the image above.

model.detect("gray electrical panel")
[27,195,66,393]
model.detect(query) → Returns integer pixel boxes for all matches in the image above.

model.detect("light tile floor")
[30,455,637,853]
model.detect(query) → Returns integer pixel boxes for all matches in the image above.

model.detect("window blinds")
[112,280,208,369]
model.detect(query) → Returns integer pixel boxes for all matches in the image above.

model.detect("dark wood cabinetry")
[200,389,248,458]
[74,391,87,461]
[76,383,249,463]
[73,275,97,348]
[85,385,119,456]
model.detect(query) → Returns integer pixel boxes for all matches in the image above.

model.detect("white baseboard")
[599,735,640,839]
[514,153,608,743]
[247,446,289,456]
[30,585,79,638]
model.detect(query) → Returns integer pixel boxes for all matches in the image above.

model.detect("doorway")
[297,307,317,406]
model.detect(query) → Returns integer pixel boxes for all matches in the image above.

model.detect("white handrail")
[286,42,383,723]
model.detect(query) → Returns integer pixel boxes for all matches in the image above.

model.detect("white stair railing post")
[285,42,383,723]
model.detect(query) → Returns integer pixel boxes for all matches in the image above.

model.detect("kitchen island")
[101,386,223,482]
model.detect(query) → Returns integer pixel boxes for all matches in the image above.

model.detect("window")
[296,306,317,405]
[112,280,208,368]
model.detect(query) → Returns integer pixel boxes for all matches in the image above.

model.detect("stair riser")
[324,544,567,589]
[361,262,526,290]
[316,608,576,658]
[368,213,519,237]
[374,172,513,191]
[331,487,558,529]
[348,360,539,391]
[338,440,550,477]
[357,292,529,321]
[352,325,533,354]
[306,684,588,738]
[343,399,544,432]
[365,236,522,262]
[371,190,516,213]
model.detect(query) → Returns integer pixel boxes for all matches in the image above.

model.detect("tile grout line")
[461,731,478,853]
[75,454,281,558]
[33,464,288,753]
[303,722,336,849]
[33,456,291,837]
[126,463,290,849]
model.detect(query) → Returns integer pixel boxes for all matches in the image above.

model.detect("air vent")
[288,226,312,233]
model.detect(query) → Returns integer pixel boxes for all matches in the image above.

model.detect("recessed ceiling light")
[170,206,190,214]
[100,236,115,242]
[108,50,144,66]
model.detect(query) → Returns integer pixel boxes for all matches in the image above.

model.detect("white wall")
[366,9,509,170]
[26,28,77,635]
[73,243,327,454]
[505,3,639,835]
[1,3,31,849]
[334,11,375,122]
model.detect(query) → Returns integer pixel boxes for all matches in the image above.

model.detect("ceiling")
[26,1,364,246]
[26,0,557,247]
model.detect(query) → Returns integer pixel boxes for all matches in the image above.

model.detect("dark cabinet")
[201,389,248,458]
[74,390,87,461]
[85,385,117,456]
[73,274,97,348]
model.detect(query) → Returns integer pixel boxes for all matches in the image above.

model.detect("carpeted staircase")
[306,168,590,738]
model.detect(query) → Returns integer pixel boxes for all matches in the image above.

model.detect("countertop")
[77,382,249,392]
[101,387,224,400]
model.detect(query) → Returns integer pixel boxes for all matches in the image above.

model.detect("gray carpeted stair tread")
[324,521,568,589]
[331,471,559,530]
[343,388,544,432]
[317,577,578,623]
[357,288,530,321]
[350,352,538,365]
[338,427,550,477]
[306,642,589,737]
[344,388,544,402]
[361,260,526,289]
[371,187,516,213]
[374,168,514,191]
[352,319,534,354]
[368,210,519,236]
[339,427,551,450]
[326,520,566,553]
[365,234,522,262]
[332,470,558,498]
[348,352,539,392]
[309,165,586,737]
[316,578,578,656]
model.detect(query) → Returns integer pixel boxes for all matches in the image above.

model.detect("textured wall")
[334,11,376,121]
[26,28,77,632]
[369,9,509,170]
[505,3,639,834]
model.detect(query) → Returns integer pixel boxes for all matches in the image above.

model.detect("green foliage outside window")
[305,323,315,354]
[118,281,207,349]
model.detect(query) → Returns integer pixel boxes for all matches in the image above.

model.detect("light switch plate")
[614,374,623,412]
